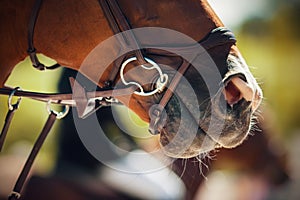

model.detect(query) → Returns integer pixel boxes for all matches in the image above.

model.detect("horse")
[0,0,263,199]
[1,0,262,158]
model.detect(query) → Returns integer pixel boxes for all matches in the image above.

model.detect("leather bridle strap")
[0,109,17,151]
[0,101,21,151]
[0,88,22,152]
[27,0,60,70]
[8,111,57,200]
[98,0,146,64]
[98,0,148,86]
[149,60,191,134]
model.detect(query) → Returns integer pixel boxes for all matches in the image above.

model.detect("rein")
[0,0,237,199]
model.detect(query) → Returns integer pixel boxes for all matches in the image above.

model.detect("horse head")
[89,0,263,158]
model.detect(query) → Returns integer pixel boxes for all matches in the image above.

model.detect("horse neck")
[0,0,114,87]
[0,0,35,87]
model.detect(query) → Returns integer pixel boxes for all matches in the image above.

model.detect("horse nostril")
[223,77,254,106]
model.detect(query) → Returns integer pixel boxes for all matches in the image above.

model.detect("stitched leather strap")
[98,0,146,64]
[0,86,136,106]
[149,60,191,134]
[8,112,57,200]
[98,0,148,86]
[0,88,22,152]
[28,0,60,70]
[0,109,17,151]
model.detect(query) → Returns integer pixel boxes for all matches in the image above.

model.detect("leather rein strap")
[8,112,57,200]
[0,86,136,106]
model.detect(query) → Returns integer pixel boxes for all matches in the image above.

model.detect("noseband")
[0,0,236,199]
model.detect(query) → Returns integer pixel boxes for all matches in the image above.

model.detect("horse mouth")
[158,93,254,159]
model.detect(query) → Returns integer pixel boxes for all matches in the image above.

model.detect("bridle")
[0,0,236,199]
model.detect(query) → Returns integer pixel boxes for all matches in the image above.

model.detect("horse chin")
[158,95,254,159]
[159,128,219,159]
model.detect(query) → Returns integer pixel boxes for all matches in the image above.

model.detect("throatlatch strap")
[8,112,57,200]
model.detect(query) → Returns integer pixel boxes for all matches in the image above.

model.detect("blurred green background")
[237,1,300,137]
[211,0,300,138]
[0,56,63,173]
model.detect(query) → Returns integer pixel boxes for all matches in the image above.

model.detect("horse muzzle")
[155,57,263,158]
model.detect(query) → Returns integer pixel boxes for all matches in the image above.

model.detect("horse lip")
[158,107,251,158]
[252,89,263,111]
[199,98,252,148]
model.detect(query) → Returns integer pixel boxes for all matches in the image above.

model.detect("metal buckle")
[46,100,70,119]
[8,87,22,111]
[148,104,167,135]
[9,191,21,199]
[120,57,168,96]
